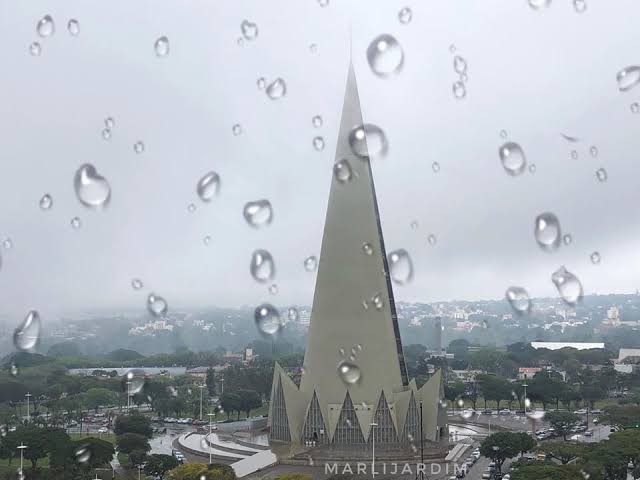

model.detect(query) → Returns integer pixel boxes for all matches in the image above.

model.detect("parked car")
[584,430,593,437]
[482,471,492,479]
[574,409,587,415]
[499,409,511,415]
[97,427,108,433]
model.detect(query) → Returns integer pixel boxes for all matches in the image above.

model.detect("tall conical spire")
[300,62,408,411]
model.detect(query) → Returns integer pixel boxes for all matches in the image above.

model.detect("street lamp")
[220,378,224,395]
[207,411,216,465]
[17,443,27,479]
[198,385,206,421]
[370,422,378,477]
[25,393,32,421]
[521,383,528,414]
[126,381,132,411]
[137,464,144,480]
[492,445,502,478]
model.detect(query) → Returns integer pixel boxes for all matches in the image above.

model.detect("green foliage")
[545,411,581,440]
[83,387,118,412]
[115,433,150,454]
[144,454,181,480]
[476,374,513,409]
[206,368,216,396]
[479,432,523,470]
[106,349,146,361]
[167,463,237,480]
[444,382,465,406]
[114,414,153,438]
[220,392,242,420]
[129,448,148,467]
[537,442,586,464]
[511,463,585,480]
[601,404,640,428]
[237,389,262,417]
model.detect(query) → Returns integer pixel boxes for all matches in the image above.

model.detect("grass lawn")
[70,432,116,445]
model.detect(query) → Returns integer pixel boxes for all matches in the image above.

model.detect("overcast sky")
[0,0,639,319]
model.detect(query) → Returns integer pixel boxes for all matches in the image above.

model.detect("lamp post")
[220,378,224,395]
[198,385,206,421]
[25,393,32,421]
[370,422,378,477]
[522,383,528,414]
[416,400,426,480]
[17,443,27,479]
[207,411,216,465]
[126,381,132,411]
[137,464,143,480]
[492,445,502,479]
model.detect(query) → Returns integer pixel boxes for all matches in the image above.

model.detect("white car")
[97,427,108,433]
[574,409,587,415]
[503,475,511,480]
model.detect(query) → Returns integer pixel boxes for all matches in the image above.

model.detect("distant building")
[530,342,605,351]
[616,348,640,364]
[186,365,226,379]
[518,367,542,380]
[433,317,442,353]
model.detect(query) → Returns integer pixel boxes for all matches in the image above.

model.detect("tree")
[238,390,262,418]
[14,425,51,469]
[444,382,466,408]
[83,387,118,413]
[538,442,586,464]
[0,430,18,465]
[129,449,148,467]
[114,413,153,438]
[601,405,640,428]
[477,374,512,409]
[479,432,521,473]
[220,392,242,420]
[206,368,216,396]
[516,432,536,457]
[144,454,180,480]
[545,411,581,441]
[116,433,151,454]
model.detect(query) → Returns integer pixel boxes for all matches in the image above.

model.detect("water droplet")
[123,369,146,395]
[534,212,561,251]
[367,34,404,77]
[203,235,211,245]
[13,311,41,351]
[132,279,143,290]
[617,66,640,92]
[134,141,145,154]
[573,0,587,13]
[309,43,318,53]
[432,162,441,173]
[596,167,608,182]
[427,234,437,246]
[410,220,419,230]
[187,203,196,213]
[74,164,111,209]
[304,256,318,272]
[240,20,258,41]
[237,37,244,46]
[590,251,601,264]
[67,19,80,36]
[29,42,41,56]
[269,284,279,295]
[75,446,91,464]
[37,15,55,37]
[528,0,551,9]
[453,55,467,74]
[71,217,82,229]
[570,150,578,160]
[3,238,13,250]
[243,200,273,228]
[313,136,325,151]
[362,243,374,256]
[589,145,598,157]
[312,115,323,128]
[101,128,112,140]
[372,293,385,310]
[563,234,573,245]
[154,36,170,57]
[398,7,413,24]
[232,124,242,136]
[505,286,531,314]
[257,77,266,90]
[196,171,221,202]
[500,130,508,139]
[452,81,466,99]
[266,78,287,100]
[254,304,283,336]
[561,133,580,142]
[250,249,275,283]
[333,160,353,183]
[449,44,456,54]
[499,142,527,176]
[287,307,299,322]
[348,124,388,158]
[552,266,583,306]
[337,360,361,384]
[318,0,329,7]
[147,293,168,316]
[105,117,115,129]
[631,102,640,114]
[388,249,413,285]
[10,363,18,376]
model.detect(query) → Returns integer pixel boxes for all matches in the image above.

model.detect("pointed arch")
[270,376,291,442]
[369,391,398,444]
[401,391,419,443]
[333,391,365,443]
[302,390,327,444]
